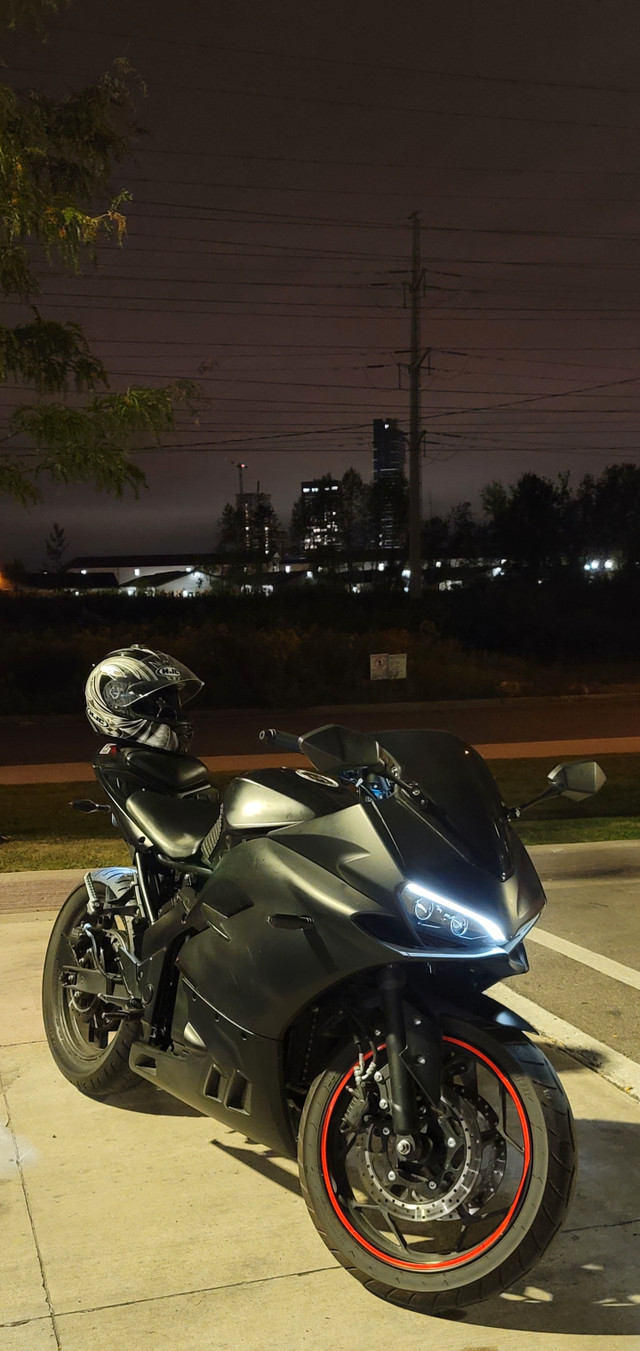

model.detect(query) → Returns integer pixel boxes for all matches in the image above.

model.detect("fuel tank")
[223,766,356,833]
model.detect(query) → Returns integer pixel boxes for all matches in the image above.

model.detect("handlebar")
[259,728,302,754]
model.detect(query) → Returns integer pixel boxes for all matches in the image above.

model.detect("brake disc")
[359,1090,487,1222]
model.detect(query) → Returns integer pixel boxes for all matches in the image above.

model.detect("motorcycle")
[42,721,605,1311]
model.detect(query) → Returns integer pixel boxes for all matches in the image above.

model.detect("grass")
[0,756,638,871]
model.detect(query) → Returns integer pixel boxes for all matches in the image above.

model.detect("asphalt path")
[4,691,640,765]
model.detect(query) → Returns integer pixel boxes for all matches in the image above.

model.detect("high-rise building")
[373,418,406,481]
[235,489,272,553]
[300,475,342,549]
[372,419,408,550]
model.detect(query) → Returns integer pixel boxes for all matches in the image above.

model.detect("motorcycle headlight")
[400,880,508,954]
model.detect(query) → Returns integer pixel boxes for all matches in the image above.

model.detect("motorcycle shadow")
[103,1082,202,1117]
[457,1112,640,1337]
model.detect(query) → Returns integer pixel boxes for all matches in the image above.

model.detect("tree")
[482,472,570,576]
[289,496,306,552]
[44,520,68,571]
[216,494,280,563]
[584,463,640,570]
[446,501,486,561]
[0,7,197,505]
[336,467,366,558]
[217,503,246,556]
[421,513,450,563]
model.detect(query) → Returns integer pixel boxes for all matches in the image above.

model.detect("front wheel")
[298,1017,576,1312]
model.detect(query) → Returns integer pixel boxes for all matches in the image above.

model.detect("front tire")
[42,882,143,1100]
[298,1017,576,1312]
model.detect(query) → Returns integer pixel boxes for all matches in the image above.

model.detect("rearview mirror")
[547,760,606,802]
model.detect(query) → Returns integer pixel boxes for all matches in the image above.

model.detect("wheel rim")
[320,1036,532,1272]
[51,893,132,1067]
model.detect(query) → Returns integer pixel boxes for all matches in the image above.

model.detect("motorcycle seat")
[126,789,221,860]
[120,747,210,795]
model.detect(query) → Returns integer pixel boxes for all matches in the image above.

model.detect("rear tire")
[298,1016,576,1312]
[42,882,143,1100]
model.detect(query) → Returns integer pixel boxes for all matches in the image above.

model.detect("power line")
[95,173,640,204]
[14,62,640,134]
[126,148,640,179]
[52,27,640,98]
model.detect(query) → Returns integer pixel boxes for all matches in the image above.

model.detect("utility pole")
[408,213,424,600]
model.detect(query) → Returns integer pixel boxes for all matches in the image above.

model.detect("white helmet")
[85,646,203,753]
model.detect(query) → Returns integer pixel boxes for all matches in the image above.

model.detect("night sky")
[4,0,640,564]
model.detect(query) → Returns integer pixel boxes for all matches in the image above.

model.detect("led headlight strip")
[402,881,507,945]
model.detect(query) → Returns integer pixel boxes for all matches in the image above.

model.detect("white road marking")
[528,927,640,992]
[494,984,640,1103]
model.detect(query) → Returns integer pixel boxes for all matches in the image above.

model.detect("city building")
[372,418,406,480]
[372,419,408,549]
[235,488,272,552]
[300,475,342,550]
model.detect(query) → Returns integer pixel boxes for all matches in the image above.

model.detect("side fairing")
[177,804,410,1040]
[176,795,545,1041]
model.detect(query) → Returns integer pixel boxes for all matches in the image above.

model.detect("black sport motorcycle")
[42,723,605,1311]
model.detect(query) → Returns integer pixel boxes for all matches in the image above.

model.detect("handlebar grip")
[259,728,301,753]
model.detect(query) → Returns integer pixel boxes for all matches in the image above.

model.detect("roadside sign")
[370,653,407,680]
[388,653,407,680]
[370,653,388,680]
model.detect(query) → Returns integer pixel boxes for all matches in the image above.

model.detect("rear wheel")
[298,1016,576,1312]
[42,882,143,1099]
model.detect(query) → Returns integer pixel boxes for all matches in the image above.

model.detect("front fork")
[379,965,443,1164]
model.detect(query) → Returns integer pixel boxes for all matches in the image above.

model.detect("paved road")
[1,841,640,1347]
[4,691,640,764]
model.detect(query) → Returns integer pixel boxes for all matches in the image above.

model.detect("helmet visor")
[107,658,203,711]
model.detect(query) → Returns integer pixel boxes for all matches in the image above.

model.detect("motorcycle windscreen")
[375,729,514,880]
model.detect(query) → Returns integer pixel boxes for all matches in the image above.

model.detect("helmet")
[85,646,203,753]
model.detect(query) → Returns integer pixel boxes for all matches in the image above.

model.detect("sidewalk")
[4,736,640,784]
[1,890,640,1347]
[3,841,640,914]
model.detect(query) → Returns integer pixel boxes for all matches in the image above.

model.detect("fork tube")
[380,966,419,1138]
